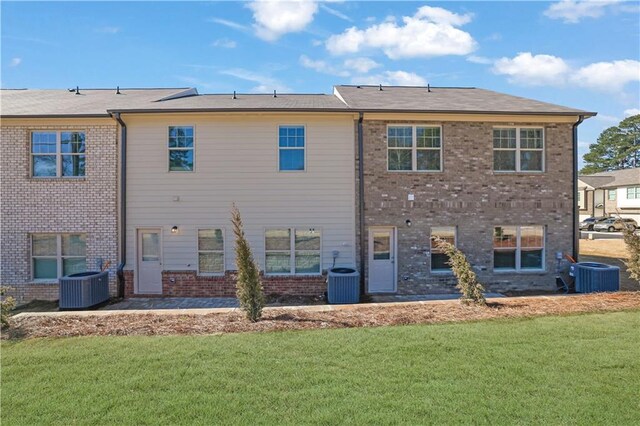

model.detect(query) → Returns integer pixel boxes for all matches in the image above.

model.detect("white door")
[368,227,396,293]
[137,229,162,294]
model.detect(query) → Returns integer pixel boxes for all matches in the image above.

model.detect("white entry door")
[137,229,162,294]
[368,227,397,293]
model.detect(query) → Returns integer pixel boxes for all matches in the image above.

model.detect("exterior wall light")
[405,219,412,227]
[171,226,179,234]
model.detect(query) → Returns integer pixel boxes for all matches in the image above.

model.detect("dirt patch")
[580,239,628,258]
[4,293,640,340]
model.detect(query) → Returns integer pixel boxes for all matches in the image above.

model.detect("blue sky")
[2,1,639,166]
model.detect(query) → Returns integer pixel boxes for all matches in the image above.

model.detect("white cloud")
[95,26,120,34]
[344,57,380,73]
[326,5,476,59]
[9,57,22,67]
[353,70,427,86]
[466,55,492,65]
[208,17,249,31]
[544,0,620,23]
[320,3,352,22]
[219,68,291,93]
[624,108,640,117]
[492,52,570,86]
[299,55,349,77]
[247,0,318,41]
[211,38,237,48]
[570,60,640,92]
[594,114,620,123]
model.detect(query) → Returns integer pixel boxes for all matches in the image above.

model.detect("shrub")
[622,223,640,286]
[1,287,16,329]
[433,237,486,306]
[231,204,265,322]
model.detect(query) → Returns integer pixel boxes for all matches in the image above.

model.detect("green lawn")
[3,311,640,425]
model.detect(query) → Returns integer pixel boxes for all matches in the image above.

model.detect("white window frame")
[196,228,225,276]
[608,189,616,201]
[264,227,322,275]
[31,233,87,281]
[493,226,545,272]
[277,125,307,172]
[168,125,195,172]
[627,186,640,199]
[386,124,443,172]
[30,130,86,178]
[430,226,456,274]
[493,126,545,173]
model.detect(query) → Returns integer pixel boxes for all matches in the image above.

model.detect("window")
[265,228,321,274]
[493,128,544,172]
[168,126,194,171]
[430,227,456,273]
[608,189,616,201]
[279,126,305,171]
[493,226,544,271]
[198,229,224,274]
[577,191,582,202]
[388,125,442,171]
[31,131,86,177]
[627,186,640,199]
[32,234,87,279]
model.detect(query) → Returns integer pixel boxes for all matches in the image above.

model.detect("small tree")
[433,237,486,306]
[621,223,640,286]
[1,287,16,329]
[231,204,265,322]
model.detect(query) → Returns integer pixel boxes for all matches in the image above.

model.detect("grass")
[3,311,640,425]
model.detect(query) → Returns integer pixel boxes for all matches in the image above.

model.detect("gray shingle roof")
[334,85,595,116]
[579,168,640,188]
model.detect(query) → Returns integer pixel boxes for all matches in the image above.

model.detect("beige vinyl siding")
[124,113,356,273]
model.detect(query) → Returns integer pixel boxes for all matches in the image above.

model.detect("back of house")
[0,85,594,304]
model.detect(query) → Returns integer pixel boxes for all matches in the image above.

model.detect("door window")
[141,233,160,261]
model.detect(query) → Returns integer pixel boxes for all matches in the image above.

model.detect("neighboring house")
[1,85,594,303]
[578,168,640,222]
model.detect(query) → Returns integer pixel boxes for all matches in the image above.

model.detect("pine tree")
[581,114,640,174]
[231,204,265,322]
[433,237,486,306]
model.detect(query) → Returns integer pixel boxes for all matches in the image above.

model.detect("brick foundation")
[123,270,326,298]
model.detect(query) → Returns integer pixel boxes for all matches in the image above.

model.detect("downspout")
[573,115,585,262]
[357,112,366,295]
[111,112,127,298]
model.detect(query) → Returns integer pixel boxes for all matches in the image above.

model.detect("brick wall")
[123,270,326,298]
[0,124,119,304]
[358,120,575,294]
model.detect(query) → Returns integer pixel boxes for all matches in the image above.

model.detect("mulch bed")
[4,292,640,340]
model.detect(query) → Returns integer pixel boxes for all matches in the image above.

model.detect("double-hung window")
[608,189,616,201]
[32,234,87,280]
[198,229,224,274]
[627,186,640,199]
[388,125,442,171]
[278,126,305,171]
[31,131,86,177]
[265,228,321,274]
[430,227,456,273]
[168,126,194,171]
[493,127,544,172]
[493,226,544,271]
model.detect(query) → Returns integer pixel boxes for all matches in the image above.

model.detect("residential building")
[1,85,594,303]
[578,168,640,222]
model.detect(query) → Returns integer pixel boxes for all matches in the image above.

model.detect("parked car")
[579,216,607,231]
[593,217,638,232]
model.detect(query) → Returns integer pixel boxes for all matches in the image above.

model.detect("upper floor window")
[265,228,321,274]
[279,126,305,171]
[493,128,544,172]
[387,125,442,172]
[430,226,456,273]
[608,189,616,201]
[493,226,544,271]
[198,229,224,274]
[31,131,85,177]
[627,186,640,199]
[32,233,87,280]
[168,126,194,171]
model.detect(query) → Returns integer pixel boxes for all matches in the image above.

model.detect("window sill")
[387,170,443,174]
[492,171,544,175]
[493,269,546,275]
[264,273,323,277]
[27,280,58,285]
[29,177,87,181]
[430,270,453,276]
[196,273,225,277]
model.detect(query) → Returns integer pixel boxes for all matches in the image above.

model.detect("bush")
[1,287,16,329]
[231,204,265,322]
[622,223,640,286]
[433,237,486,306]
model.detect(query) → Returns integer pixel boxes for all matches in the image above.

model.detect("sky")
[2,1,639,167]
